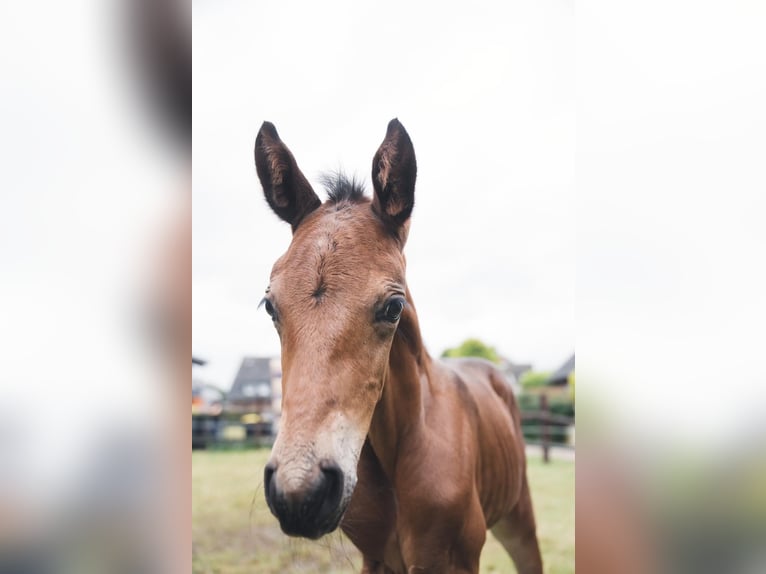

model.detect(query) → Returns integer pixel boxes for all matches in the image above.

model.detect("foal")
[255,119,543,574]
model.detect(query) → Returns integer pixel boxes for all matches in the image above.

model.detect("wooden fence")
[520,394,575,463]
[194,396,574,462]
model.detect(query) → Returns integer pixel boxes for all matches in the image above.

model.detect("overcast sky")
[192,1,574,388]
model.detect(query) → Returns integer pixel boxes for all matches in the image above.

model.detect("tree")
[441,338,501,364]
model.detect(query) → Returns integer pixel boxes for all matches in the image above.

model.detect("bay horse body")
[254,119,542,573]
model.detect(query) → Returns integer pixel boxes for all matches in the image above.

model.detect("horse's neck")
[367,291,431,478]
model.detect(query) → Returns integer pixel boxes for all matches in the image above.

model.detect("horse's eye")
[382,298,405,323]
[263,299,277,321]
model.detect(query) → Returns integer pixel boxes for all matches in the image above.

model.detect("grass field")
[193,448,574,573]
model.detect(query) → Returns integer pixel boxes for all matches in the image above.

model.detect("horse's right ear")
[371,119,417,241]
[255,122,321,232]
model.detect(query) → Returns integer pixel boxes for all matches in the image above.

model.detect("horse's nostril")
[264,462,277,505]
[318,461,344,518]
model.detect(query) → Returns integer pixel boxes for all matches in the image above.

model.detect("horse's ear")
[255,122,321,232]
[371,119,417,239]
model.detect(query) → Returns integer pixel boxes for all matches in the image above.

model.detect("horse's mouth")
[277,503,347,540]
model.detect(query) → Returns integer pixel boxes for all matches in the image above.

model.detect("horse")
[254,119,543,573]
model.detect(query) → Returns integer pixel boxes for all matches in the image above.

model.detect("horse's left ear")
[255,121,321,232]
[371,119,417,240]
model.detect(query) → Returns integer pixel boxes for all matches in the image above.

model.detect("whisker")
[248,480,263,536]
[336,529,358,571]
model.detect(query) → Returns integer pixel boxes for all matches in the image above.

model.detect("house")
[192,356,223,448]
[223,356,282,440]
[548,354,575,386]
[497,356,532,395]
[227,356,281,414]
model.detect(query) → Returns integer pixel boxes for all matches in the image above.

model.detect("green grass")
[193,449,574,573]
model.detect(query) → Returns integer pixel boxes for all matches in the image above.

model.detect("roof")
[228,357,274,400]
[548,354,575,385]
[497,355,532,373]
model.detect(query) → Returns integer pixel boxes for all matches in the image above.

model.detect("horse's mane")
[319,171,367,204]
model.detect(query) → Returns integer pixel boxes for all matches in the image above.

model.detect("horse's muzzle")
[264,460,345,539]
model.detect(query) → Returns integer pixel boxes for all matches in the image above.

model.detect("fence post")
[540,393,550,463]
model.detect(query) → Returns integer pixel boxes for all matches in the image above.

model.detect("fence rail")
[520,394,575,463]
[194,395,575,463]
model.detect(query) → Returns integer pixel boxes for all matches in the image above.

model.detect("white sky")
[192,1,574,388]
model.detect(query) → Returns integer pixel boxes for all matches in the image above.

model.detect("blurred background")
[578,1,766,573]
[0,0,189,572]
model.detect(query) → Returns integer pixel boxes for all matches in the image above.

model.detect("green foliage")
[517,392,540,412]
[569,370,576,402]
[550,396,575,418]
[519,370,551,389]
[441,338,500,364]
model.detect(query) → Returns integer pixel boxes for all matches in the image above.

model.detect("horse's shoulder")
[439,356,498,375]
[438,356,509,387]
[436,357,518,411]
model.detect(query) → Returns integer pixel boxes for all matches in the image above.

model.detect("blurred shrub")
[569,370,575,403]
[519,370,551,389]
[441,338,500,363]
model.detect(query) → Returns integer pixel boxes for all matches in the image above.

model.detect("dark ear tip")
[385,118,412,144]
[386,118,402,133]
[259,121,279,140]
